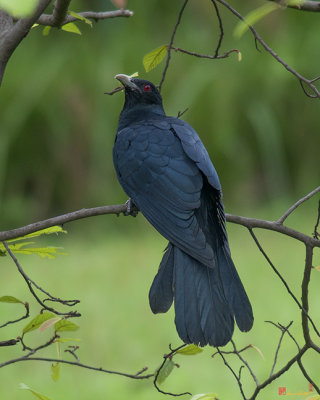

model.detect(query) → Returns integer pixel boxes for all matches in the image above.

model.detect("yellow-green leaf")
[143,45,168,73]
[176,344,203,355]
[250,344,265,359]
[306,396,320,400]
[0,0,38,17]
[156,359,175,385]
[19,383,52,400]
[0,295,23,304]
[38,317,61,333]
[61,22,81,35]
[43,26,51,36]
[55,337,81,343]
[23,312,56,335]
[191,393,218,400]
[9,246,67,259]
[7,226,67,243]
[68,10,92,26]
[129,72,139,78]
[54,319,79,332]
[237,51,242,62]
[51,362,60,382]
[234,2,280,39]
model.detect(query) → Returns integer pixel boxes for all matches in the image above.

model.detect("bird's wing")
[169,119,222,192]
[113,120,214,266]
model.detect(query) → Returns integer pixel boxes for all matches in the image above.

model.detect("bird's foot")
[124,198,139,217]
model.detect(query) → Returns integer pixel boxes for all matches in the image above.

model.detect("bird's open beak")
[115,74,139,91]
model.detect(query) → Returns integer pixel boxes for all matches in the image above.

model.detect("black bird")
[113,74,253,347]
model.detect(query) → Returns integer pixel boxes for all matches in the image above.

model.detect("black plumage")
[113,74,253,346]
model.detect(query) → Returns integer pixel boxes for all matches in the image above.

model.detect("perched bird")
[113,74,253,347]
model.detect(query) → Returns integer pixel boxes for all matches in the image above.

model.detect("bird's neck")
[118,104,165,130]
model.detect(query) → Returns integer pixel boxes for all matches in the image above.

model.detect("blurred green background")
[1,0,319,399]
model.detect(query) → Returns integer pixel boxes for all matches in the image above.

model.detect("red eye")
[144,84,151,92]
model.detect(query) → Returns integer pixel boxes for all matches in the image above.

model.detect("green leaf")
[68,11,93,27]
[143,45,168,73]
[129,72,139,78]
[7,226,67,243]
[51,362,60,382]
[250,344,265,359]
[176,344,203,355]
[0,0,38,17]
[22,311,56,335]
[8,245,67,259]
[156,359,175,385]
[0,295,23,304]
[191,393,218,400]
[54,319,79,332]
[43,26,51,36]
[234,2,280,39]
[55,337,81,343]
[19,383,52,400]
[61,22,82,35]
[38,317,61,333]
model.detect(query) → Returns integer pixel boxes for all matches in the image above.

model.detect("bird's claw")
[124,198,139,217]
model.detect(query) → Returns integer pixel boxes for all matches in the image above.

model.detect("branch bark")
[36,9,134,26]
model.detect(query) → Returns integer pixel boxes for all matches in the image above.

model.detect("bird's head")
[115,74,163,110]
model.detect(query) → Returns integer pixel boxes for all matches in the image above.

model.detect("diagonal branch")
[158,0,189,91]
[215,0,320,98]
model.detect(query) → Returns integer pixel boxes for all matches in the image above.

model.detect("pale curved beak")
[115,74,139,90]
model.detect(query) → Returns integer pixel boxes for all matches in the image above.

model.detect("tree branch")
[158,0,189,91]
[215,0,320,98]
[271,0,320,12]
[52,0,72,27]
[0,0,52,85]
[36,9,134,26]
[278,186,320,224]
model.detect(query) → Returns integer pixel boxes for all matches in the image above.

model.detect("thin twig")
[210,0,224,57]
[172,46,240,60]
[247,229,320,337]
[158,0,189,91]
[278,186,320,224]
[2,241,80,317]
[269,321,293,377]
[313,199,320,239]
[0,302,29,329]
[153,344,191,397]
[215,0,320,98]
[217,348,247,400]
[231,340,259,387]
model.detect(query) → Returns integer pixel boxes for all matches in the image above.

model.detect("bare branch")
[217,348,247,400]
[0,204,127,241]
[301,245,313,344]
[0,0,52,85]
[278,186,320,224]
[0,302,29,329]
[2,241,80,317]
[171,46,240,60]
[216,0,320,98]
[153,344,191,397]
[210,0,224,57]
[269,321,293,377]
[158,0,189,91]
[248,229,320,337]
[37,9,134,26]
[52,0,72,27]
[272,0,320,12]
